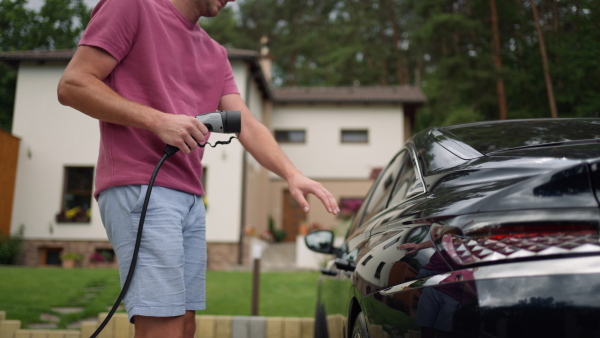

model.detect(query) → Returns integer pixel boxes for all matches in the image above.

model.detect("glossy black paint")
[305,119,600,338]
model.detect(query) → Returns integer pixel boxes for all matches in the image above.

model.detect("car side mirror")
[304,230,339,255]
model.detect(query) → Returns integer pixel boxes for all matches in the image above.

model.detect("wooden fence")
[0,311,347,338]
[0,129,20,236]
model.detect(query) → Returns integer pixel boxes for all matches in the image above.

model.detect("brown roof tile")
[272,86,426,104]
[0,49,426,105]
[0,48,260,66]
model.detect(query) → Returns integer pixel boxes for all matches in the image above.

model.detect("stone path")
[27,285,111,329]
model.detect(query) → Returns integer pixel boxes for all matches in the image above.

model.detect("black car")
[305,118,600,338]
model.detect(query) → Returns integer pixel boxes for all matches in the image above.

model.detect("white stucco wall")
[201,62,269,242]
[11,63,105,239]
[10,61,256,244]
[271,104,405,179]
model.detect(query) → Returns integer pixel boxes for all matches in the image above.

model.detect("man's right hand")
[153,114,209,154]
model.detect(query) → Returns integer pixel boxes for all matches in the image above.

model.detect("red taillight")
[440,227,600,267]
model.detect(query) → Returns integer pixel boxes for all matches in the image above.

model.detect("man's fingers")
[290,182,339,215]
[290,189,310,212]
[312,185,339,215]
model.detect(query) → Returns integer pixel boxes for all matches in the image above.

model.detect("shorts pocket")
[129,185,149,214]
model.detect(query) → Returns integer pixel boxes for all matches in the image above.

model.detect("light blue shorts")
[98,185,207,322]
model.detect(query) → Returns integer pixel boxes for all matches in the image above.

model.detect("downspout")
[238,67,252,265]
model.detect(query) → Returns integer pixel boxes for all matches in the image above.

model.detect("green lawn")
[0,266,319,329]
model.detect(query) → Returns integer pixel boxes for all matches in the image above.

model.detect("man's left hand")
[287,174,339,215]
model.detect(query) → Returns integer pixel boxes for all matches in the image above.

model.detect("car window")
[387,155,424,206]
[355,151,407,227]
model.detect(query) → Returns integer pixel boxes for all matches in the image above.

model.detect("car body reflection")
[305,119,600,338]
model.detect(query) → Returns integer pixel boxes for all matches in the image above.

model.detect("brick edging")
[0,311,319,338]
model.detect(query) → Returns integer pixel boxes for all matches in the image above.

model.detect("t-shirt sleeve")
[79,0,139,62]
[221,46,240,97]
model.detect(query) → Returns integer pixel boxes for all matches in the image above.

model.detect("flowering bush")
[60,251,83,261]
[89,252,105,263]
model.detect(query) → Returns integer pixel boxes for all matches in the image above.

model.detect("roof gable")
[272,86,426,105]
[0,49,426,106]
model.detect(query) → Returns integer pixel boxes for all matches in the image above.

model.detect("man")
[57,0,339,337]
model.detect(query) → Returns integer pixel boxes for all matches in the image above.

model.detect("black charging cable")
[90,137,236,338]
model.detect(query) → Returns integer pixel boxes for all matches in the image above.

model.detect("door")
[282,189,306,242]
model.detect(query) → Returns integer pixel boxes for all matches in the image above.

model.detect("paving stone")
[67,317,99,329]
[40,313,60,323]
[28,323,58,329]
[51,307,83,314]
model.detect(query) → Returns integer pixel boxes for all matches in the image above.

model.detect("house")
[0,48,426,270]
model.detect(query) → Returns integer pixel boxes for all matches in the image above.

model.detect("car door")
[315,150,409,337]
[351,148,437,337]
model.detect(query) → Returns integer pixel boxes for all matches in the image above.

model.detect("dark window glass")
[275,130,306,143]
[57,166,93,223]
[341,129,368,143]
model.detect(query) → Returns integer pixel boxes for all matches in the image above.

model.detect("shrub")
[268,216,287,243]
[0,225,24,265]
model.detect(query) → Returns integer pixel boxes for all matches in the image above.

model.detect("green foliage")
[202,0,600,129]
[0,0,90,131]
[0,0,598,132]
[0,267,319,328]
[0,225,24,265]
[268,216,287,243]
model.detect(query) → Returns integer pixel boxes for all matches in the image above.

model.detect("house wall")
[9,60,259,268]
[267,104,406,232]
[271,104,405,179]
[7,59,411,269]
[11,63,105,240]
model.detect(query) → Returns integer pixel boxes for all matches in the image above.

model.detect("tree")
[489,0,507,119]
[529,0,558,118]
[0,0,90,131]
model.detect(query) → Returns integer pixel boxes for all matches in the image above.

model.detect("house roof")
[0,48,273,100]
[0,48,261,68]
[0,49,426,106]
[272,86,426,104]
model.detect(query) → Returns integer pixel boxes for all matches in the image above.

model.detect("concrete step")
[260,242,297,271]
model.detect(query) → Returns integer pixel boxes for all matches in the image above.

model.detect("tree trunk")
[489,0,508,120]
[386,0,406,84]
[530,0,558,118]
[551,0,558,32]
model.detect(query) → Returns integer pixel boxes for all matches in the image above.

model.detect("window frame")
[340,129,369,144]
[57,166,94,223]
[348,150,407,233]
[274,129,307,143]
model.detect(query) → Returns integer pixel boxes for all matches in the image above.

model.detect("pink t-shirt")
[79,0,240,198]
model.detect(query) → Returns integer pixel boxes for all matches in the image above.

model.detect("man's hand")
[153,114,209,154]
[219,93,339,215]
[287,173,340,215]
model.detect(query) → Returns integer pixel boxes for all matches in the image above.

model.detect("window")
[274,130,306,143]
[348,151,407,232]
[388,156,424,206]
[341,129,368,143]
[40,247,62,266]
[56,166,94,223]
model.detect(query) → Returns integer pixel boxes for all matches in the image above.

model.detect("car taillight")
[438,224,600,267]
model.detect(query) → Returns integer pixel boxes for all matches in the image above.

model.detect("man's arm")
[57,45,208,154]
[219,93,339,215]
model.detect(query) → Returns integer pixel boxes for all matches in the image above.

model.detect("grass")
[0,266,320,329]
